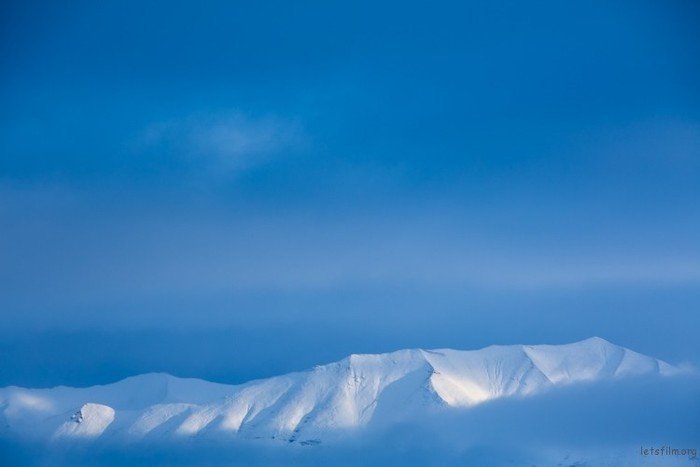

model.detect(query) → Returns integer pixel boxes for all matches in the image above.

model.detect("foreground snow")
[0,337,681,447]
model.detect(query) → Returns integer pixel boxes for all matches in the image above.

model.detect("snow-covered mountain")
[0,337,680,447]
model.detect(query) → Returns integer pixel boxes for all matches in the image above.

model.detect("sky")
[1,0,699,387]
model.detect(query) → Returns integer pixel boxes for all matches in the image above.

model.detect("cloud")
[136,112,307,173]
[2,183,700,319]
[3,374,699,466]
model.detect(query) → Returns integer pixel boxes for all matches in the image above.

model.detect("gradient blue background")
[1,0,699,387]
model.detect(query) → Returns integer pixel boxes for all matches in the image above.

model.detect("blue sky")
[1,0,699,387]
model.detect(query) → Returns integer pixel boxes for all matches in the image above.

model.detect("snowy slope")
[0,337,680,446]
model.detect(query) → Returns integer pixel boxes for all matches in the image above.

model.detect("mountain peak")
[0,338,678,445]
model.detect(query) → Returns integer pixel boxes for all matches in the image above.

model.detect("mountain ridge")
[0,337,681,445]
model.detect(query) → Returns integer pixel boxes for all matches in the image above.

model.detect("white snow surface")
[0,337,680,445]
